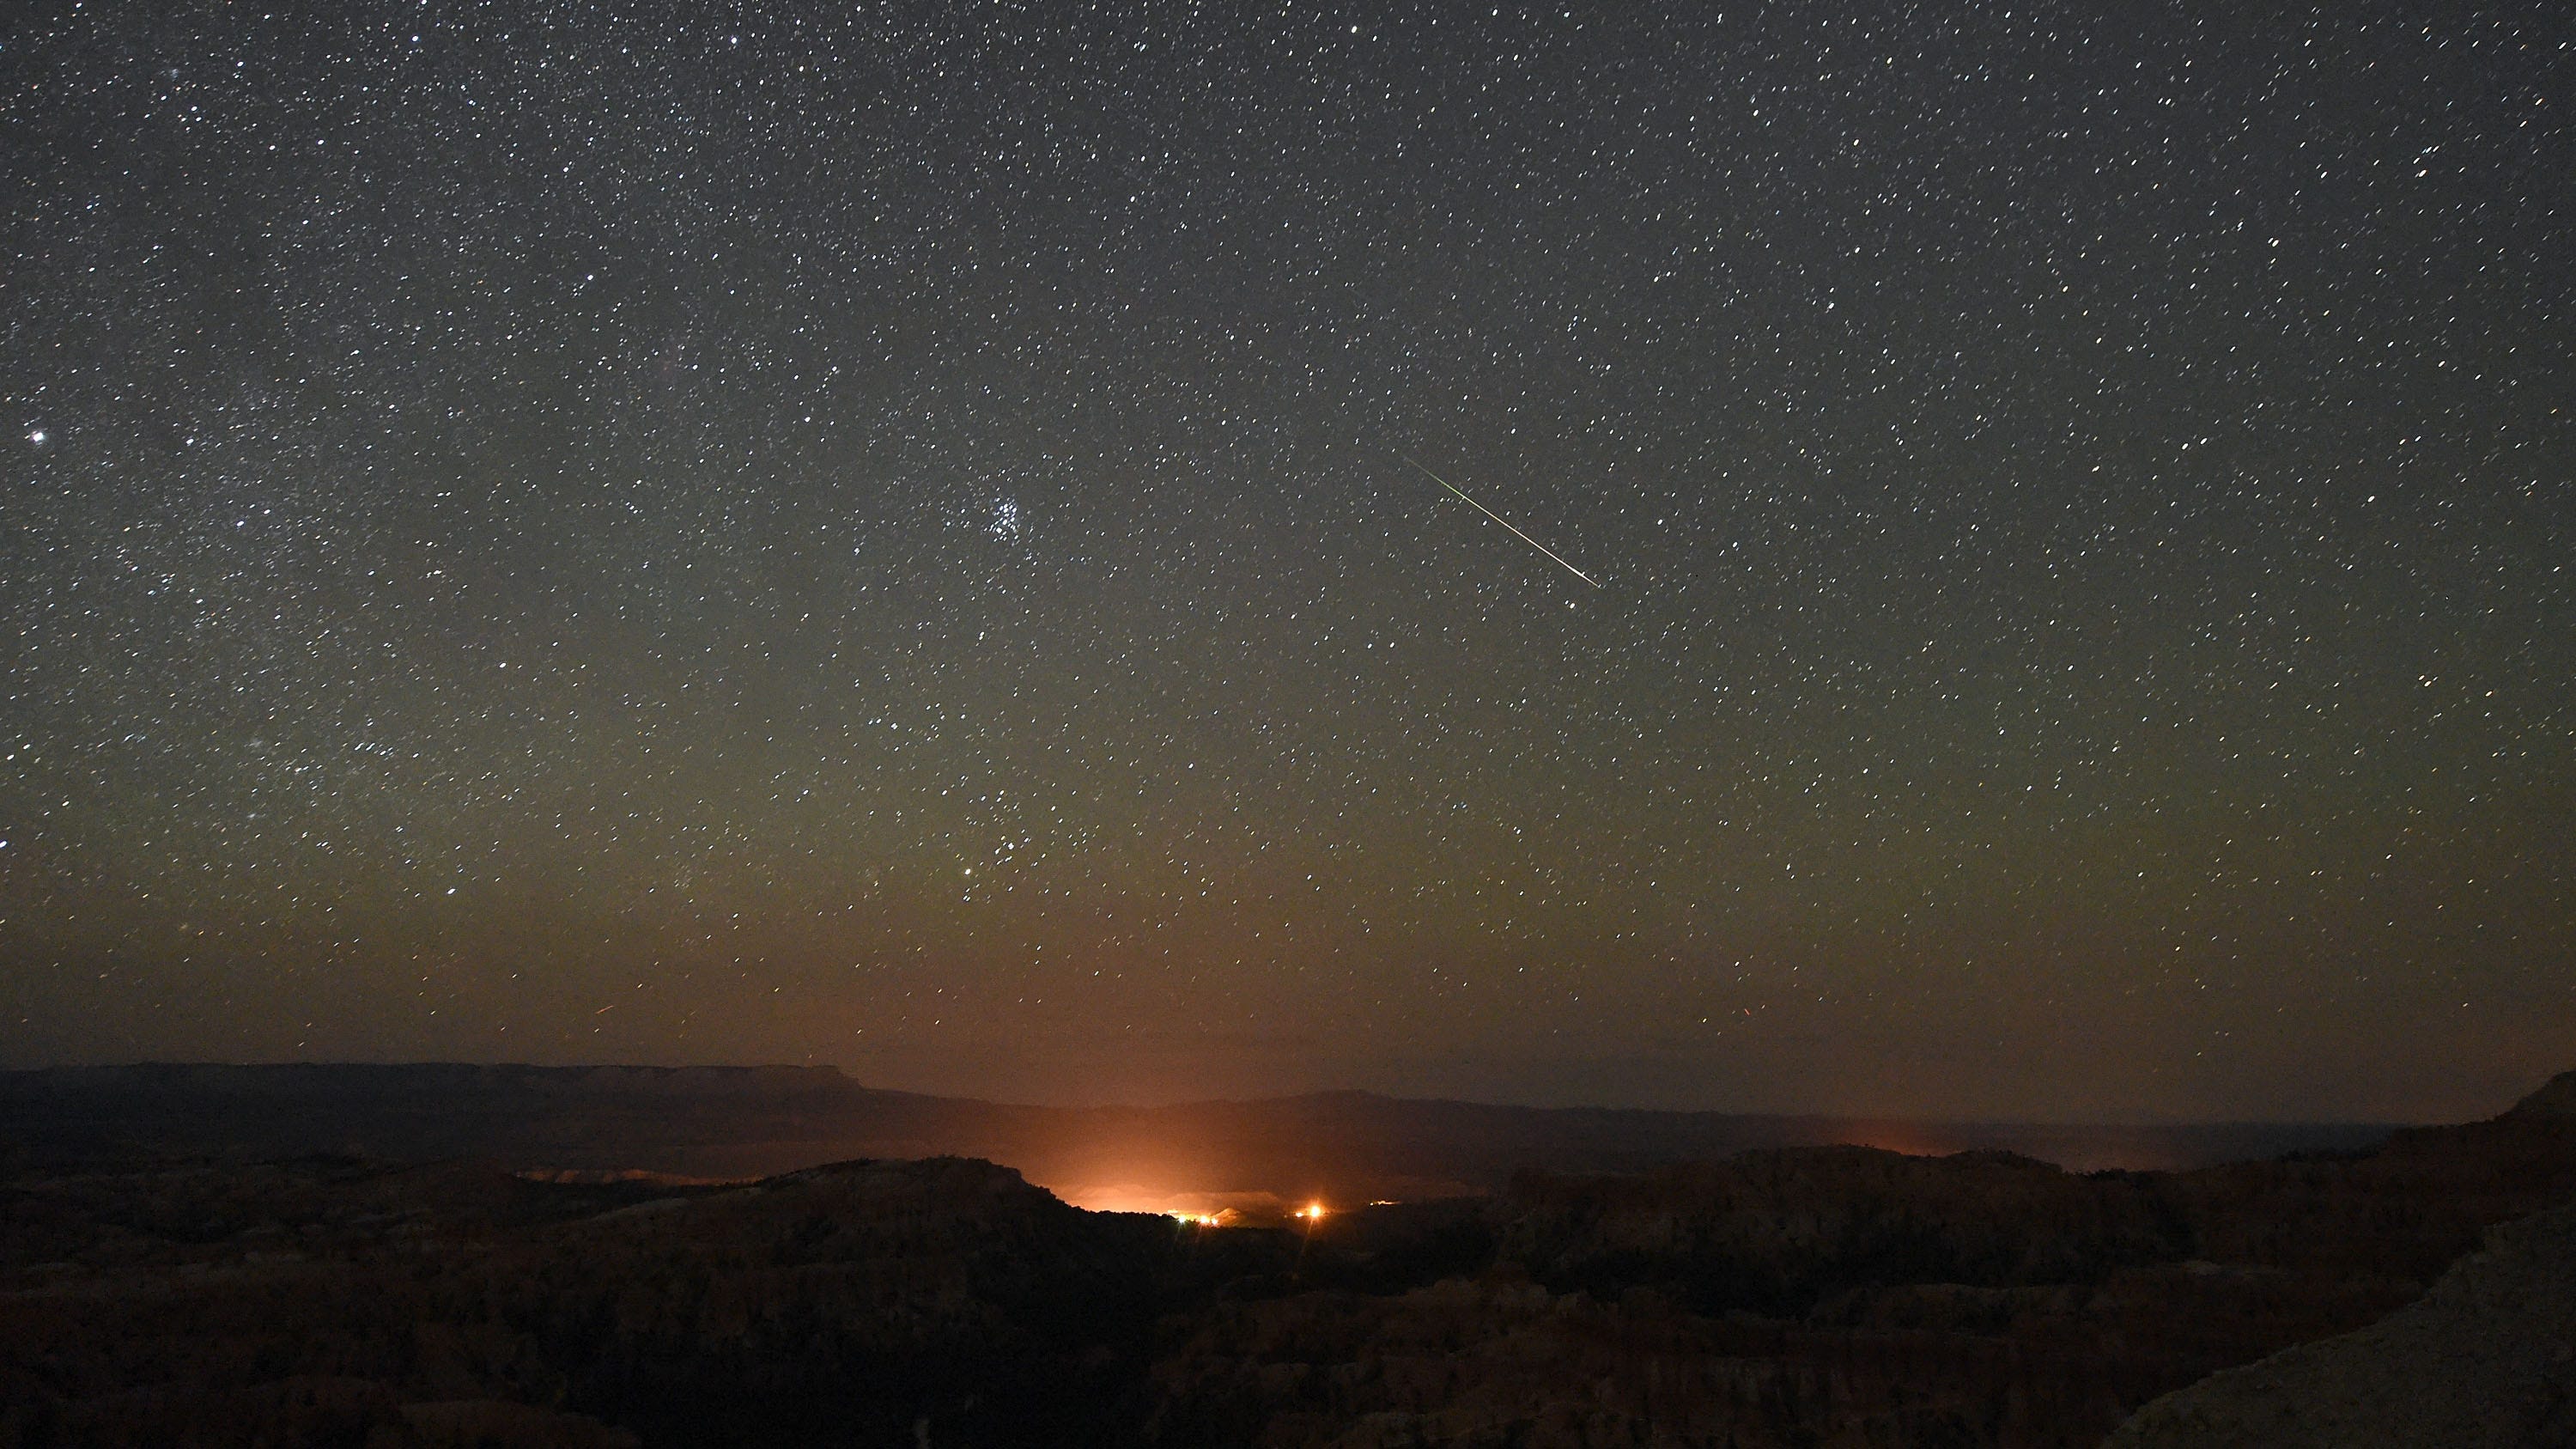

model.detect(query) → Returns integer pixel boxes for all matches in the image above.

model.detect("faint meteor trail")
[1403,455,1602,588]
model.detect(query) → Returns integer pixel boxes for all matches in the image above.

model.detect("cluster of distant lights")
[1163,1202,1331,1229]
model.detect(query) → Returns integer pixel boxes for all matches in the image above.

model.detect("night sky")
[3,2,2570,1123]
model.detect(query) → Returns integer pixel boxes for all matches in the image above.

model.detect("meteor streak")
[1403,456,1601,588]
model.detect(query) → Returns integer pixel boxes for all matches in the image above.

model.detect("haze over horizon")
[10,1057,2489,1130]
[3,3,2569,1125]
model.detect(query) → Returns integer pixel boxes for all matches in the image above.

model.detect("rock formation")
[2107,1196,2576,1448]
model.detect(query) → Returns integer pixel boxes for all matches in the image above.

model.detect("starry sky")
[3,2,2570,1123]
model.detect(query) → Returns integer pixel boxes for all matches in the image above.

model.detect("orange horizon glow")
[1047,1182,1357,1227]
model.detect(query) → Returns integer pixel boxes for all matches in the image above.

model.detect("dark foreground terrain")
[3,1072,2573,1448]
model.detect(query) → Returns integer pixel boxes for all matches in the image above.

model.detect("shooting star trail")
[1403,456,1601,588]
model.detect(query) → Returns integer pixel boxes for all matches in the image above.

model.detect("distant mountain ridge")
[0,1062,2396,1206]
[2506,1065,2576,1120]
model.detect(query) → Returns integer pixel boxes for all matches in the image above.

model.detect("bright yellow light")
[1299,1202,1326,1221]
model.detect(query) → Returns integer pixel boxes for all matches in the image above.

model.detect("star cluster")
[3,2,2569,1119]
